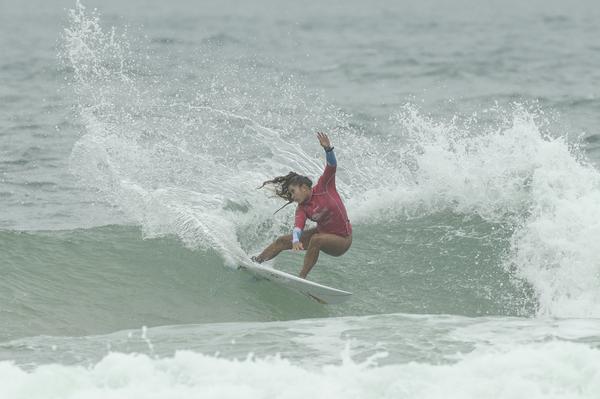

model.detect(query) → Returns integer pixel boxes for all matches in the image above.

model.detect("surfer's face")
[289,184,310,204]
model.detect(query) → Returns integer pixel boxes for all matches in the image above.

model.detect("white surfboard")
[238,261,352,304]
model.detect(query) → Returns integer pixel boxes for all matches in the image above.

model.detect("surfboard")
[238,261,352,304]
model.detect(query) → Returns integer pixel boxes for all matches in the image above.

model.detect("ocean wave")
[59,2,600,319]
[1,341,599,399]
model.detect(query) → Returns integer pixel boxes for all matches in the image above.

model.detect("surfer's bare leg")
[253,228,318,263]
[299,233,352,278]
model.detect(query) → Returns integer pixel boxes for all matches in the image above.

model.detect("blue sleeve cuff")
[325,148,337,166]
[292,227,302,243]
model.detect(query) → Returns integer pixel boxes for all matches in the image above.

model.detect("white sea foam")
[1,341,599,399]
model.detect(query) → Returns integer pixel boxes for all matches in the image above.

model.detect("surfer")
[251,132,352,278]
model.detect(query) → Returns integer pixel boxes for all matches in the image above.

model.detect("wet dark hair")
[257,171,312,214]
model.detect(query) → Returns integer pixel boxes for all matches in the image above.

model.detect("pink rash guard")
[294,162,352,239]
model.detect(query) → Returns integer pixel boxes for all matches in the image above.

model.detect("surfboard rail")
[238,262,352,305]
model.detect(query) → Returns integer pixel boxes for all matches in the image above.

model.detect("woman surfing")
[251,132,352,279]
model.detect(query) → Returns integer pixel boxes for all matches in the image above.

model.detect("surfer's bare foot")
[251,255,264,264]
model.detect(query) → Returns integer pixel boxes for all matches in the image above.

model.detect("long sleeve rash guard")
[292,148,352,243]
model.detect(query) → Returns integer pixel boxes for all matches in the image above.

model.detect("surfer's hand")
[292,241,303,251]
[316,132,331,149]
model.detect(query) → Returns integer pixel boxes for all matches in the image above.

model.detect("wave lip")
[350,104,600,318]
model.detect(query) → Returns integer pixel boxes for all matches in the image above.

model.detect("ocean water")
[2,0,600,397]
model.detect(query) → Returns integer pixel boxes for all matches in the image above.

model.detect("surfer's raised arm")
[317,132,336,165]
[316,132,336,190]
